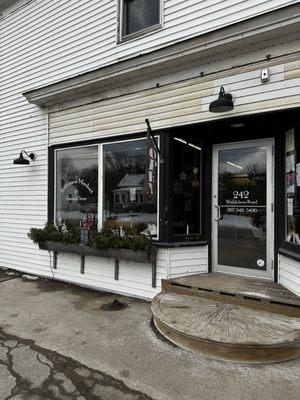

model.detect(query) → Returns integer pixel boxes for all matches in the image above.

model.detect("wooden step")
[151,292,300,363]
[162,273,300,317]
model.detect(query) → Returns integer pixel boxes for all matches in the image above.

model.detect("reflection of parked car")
[104,211,157,235]
[219,214,265,240]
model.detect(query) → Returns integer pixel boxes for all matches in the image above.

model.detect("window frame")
[171,135,203,239]
[118,0,163,43]
[100,136,160,240]
[161,132,206,244]
[54,143,100,227]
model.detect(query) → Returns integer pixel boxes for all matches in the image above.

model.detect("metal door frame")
[212,138,274,280]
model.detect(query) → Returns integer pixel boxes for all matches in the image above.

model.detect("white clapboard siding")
[0,2,50,277]
[1,0,299,298]
[0,94,50,276]
[1,0,296,91]
[278,255,300,297]
[166,246,208,278]
[48,57,300,145]
[49,248,167,300]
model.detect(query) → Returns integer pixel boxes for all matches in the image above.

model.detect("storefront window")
[286,126,300,244]
[172,137,202,237]
[56,146,98,228]
[102,138,158,236]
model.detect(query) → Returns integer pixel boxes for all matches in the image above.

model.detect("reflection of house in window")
[113,174,144,209]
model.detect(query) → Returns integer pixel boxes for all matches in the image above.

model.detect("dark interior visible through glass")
[286,126,300,244]
[123,0,160,36]
[217,146,267,269]
[172,137,202,237]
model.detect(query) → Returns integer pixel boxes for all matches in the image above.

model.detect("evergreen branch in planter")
[28,224,153,254]
[91,227,153,254]
[28,223,81,244]
[28,224,156,284]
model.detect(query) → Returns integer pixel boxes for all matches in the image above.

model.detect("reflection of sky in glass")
[104,139,146,171]
[219,147,266,175]
[58,147,98,170]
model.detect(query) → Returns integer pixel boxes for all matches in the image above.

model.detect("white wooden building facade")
[1,0,300,299]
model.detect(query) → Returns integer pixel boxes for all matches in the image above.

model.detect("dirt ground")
[0,270,299,400]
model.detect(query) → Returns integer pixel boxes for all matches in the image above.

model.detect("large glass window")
[286,126,300,244]
[121,0,161,38]
[56,146,98,227]
[102,138,158,236]
[172,137,202,237]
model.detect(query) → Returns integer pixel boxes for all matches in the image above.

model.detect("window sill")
[279,241,300,263]
[118,23,162,44]
[154,240,208,248]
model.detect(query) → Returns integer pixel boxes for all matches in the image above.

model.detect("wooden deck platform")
[163,273,300,317]
[152,273,300,363]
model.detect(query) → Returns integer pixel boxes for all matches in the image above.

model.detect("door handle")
[163,206,168,224]
[214,205,222,221]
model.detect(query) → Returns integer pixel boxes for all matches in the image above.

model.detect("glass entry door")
[212,139,274,279]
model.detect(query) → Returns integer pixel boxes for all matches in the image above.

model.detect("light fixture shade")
[209,87,234,113]
[13,150,36,165]
[13,152,30,165]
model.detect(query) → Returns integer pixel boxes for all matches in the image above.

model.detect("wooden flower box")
[38,241,157,287]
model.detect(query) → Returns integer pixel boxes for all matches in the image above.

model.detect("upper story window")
[120,0,161,41]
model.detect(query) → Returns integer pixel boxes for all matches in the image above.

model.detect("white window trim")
[118,0,163,44]
[100,136,160,240]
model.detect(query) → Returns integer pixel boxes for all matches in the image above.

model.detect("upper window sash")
[118,0,162,43]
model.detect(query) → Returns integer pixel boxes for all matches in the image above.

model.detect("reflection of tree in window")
[218,149,267,235]
[219,151,266,206]
[103,139,158,236]
[56,147,98,227]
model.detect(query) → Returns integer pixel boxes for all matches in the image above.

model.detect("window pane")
[56,146,98,227]
[103,138,158,236]
[124,0,160,36]
[172,137,202,236]
[286,127,300,243]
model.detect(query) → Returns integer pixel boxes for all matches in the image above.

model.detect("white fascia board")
[22,4,300,108]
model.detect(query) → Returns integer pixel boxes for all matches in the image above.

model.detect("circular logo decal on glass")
[257,259,265,268]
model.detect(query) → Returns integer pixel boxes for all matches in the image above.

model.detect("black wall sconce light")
[209,87,234,113]
[13,150,37,165]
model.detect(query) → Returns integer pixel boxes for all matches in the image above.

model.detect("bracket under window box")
[38,241,157,288]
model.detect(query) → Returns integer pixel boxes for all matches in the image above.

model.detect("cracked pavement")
[0,328,151,400]
[0,269,300,400]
